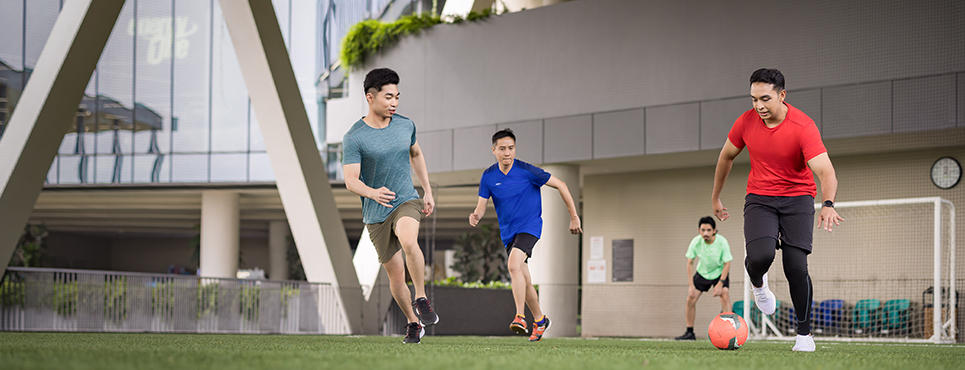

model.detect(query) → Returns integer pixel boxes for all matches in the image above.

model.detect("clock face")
[931,157,961,189]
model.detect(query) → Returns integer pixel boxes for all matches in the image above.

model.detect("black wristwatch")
[822,200,834,208]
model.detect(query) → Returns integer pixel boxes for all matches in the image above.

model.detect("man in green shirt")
[675,216,733,340]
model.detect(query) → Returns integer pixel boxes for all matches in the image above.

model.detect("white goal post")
[741,197,957,343]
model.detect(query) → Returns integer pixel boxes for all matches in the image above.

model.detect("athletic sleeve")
[521,162,551,186]
[685,236,699,259]
[727,112,748,149]
[800,123,827,162]
[720,236,733,263]
[477,175,491,199]
[342,134,361,165]
[409,120,417,147]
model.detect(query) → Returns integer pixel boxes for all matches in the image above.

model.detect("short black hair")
[699,216,716,230]
[363,68,399,96]
[492,128,516,145]
[749,68,785,92]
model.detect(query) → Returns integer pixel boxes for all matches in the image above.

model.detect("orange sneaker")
[529,316,551,342]
[510,315,528,334]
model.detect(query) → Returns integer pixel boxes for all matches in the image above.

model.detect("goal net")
[741,197,959,343]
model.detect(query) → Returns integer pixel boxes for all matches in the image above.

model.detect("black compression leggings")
[745,237,813,336]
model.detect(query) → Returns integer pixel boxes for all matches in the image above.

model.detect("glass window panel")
[209,3,249,153]
[272,0,291,49]
[134,0,174,156]
[248,102,265,151]
[46,156,57,184]
[156,154,171,182]
[59,132,77,154]
[57,155,82,184]
[79,73,98,154]
[171,0,211,153]
[94,155,115,183]
[95,131,114,154]
[247,152,275,182]
[97,2,135,155]
[119,155,133,183]
[23,0,59,70]
[171,153,208,182]
[289,0,320,149]
[0,0,24,70]
[210,153,248,182]
[133,154,163,183]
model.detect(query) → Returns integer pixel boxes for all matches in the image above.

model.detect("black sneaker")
[403,322,424,344]
[412,297,440,326]
[674,331,696,341]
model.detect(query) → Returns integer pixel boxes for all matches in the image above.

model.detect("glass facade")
[0,0,327,184]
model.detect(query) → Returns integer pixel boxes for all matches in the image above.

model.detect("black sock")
[686,327,693,333]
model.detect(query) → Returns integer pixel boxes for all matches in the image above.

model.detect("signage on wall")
[587,260,606,283]
[127,17,198,65]
[612,239,633,282]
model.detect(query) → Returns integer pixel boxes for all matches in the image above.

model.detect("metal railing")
[0,267,349,334]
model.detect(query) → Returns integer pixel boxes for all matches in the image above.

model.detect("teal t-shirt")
[684,234,733,280]
[342,114,421,224]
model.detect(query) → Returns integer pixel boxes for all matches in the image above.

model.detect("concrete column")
[200,191,240,279]
[219,0,360,334]
[531,164,580,337]
[268,220,290,281]
[0,0,124,277]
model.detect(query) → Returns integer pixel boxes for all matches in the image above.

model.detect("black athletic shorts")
[744,194,815,254]
[693,273,729,292]
[506,233,538,261]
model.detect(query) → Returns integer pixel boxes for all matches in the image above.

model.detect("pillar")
[200,191,240,279]
[531,164,580,337]
[268,220,290,281]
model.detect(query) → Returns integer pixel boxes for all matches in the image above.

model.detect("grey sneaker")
[412,297,440,326]
[403,322,424,344]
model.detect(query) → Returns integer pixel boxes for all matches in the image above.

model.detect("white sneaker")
[752,273,777,315]
[792,334,815,352]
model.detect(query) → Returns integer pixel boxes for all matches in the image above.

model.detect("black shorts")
[506,233,538,261]
[693,273,729,292]
[744,194,815,254]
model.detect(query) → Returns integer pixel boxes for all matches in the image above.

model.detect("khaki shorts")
[366,199,424,264]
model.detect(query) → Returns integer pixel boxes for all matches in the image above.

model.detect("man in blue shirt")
[469,128,582,341]
[342,68,437,344]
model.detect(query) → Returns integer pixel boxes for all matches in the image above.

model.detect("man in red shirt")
[711,68,843,352]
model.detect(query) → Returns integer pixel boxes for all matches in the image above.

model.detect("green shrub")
[340,10,493,70]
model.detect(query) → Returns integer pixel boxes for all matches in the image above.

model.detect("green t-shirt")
[685,234,733,280]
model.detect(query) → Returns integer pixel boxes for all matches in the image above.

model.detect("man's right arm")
[712,139,742,221]
[343,163,395,208]
[469,196,488,227]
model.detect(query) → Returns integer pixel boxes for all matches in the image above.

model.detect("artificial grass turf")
[0,333,962,370]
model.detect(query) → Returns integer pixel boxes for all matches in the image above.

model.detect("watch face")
[931,157,961,189]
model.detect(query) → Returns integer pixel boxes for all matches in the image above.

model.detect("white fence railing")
[0,267,349,334]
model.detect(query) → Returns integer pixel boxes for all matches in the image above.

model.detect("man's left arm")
[410,141,434,216]
[544,175,582,234]
[808,152,844,232]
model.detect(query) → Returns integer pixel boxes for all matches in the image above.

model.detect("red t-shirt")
[727,102,827,197]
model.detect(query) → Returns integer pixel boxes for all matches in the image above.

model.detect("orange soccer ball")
[708,312,748,350]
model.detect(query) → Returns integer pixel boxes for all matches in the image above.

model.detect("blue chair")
[815,299,846,334]
[787,301,817,334]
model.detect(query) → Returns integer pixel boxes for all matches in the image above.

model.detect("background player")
[469,128,582,342]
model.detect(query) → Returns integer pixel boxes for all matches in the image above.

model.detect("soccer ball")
[708,312,748,350]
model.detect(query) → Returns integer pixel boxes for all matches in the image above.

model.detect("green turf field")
[0,332,962,370]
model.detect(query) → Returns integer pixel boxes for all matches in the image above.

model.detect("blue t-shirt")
[342,114,421,224]
[478,159,552,246]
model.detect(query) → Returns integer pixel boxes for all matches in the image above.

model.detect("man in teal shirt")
[675,216,733,340]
